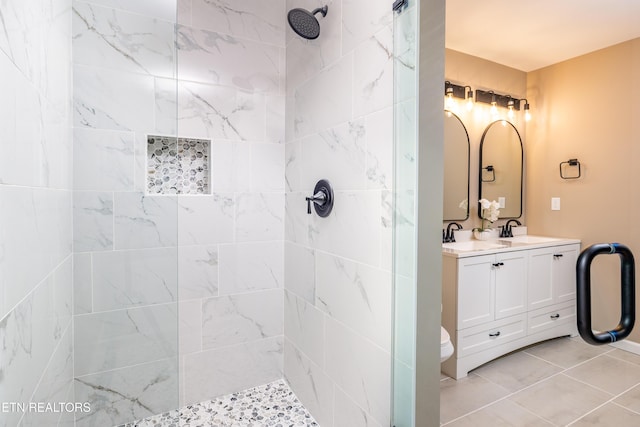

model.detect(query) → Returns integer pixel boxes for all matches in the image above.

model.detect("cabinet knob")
[553,254,563,259]
[550,314,560,319]
[492,262,505,268]
[489,331,501,337]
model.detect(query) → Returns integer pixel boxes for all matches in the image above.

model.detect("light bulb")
[490,102,498,117]
[466,88,474,111]
[524,103,531,121]
[507,99,515,120]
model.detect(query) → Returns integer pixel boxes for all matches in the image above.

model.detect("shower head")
[287,6,328,40]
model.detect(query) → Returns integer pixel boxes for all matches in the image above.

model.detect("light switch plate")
[551,197,561,210]
[498,197,506,208]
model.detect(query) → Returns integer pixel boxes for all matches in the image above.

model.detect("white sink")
[443,241,508,252]
[499,235,560,244]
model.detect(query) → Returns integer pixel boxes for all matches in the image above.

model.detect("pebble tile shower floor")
[118,380,318,427]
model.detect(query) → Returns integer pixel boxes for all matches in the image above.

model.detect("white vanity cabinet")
[442,238,580,380]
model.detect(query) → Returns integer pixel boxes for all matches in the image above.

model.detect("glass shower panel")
[392,1,419,426]
[71,1,180,425]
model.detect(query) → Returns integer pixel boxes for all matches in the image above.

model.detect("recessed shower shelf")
[147,135,211,195]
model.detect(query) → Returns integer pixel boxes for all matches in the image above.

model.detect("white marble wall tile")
[73,252,93,314]
[42,105,74,190]
[251,143,285,191]
[72,191,114,252]
[210,142,251,192]
[191,0,286,47]
[342,0,392,54]
[154,78,178,136]
[179,299,202,354]
[325,317,391,426]
[292,54,352,139]
[315,252,391,352]
[266,95,285,144]
[177,194,234,245]
[74,303,178,376]
[284,241,315,303]
[0,187,72,320]
[283,290,324,367]
[178,244,218,300]
[178,81,266,141]
[353,25,393,118]
[92,248,178,311]
[393,5,417,104]
[182,336,283,405]
[0,54,19,185]
[178,0,192,26]
[0,262,72,427]
[380,190,393,272]
[284,339,334,427]
[285,141,302,192]
[309,190,381,266]
[235,192,285,242]
[333,386,384,427]
[365,107,393,191]
[285,0,341,91]
[202,289,283,349]
[218,241,284,295]
[74,0,178,22]
[20,326,74,427]
[74,64,155,132]
[74,128,135,191]
[285,191,310,246]
[72,2,176,78]
[177,25,281,94]
[394,274,416,368]
[74,358,179,427]
[113,192,178,249]
[300,119,367,190]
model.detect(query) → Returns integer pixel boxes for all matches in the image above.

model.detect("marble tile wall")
[284,0,395,426]
[72,0,286,424]
[0,0,74,425]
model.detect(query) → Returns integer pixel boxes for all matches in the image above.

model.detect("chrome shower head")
[287,6,328,40]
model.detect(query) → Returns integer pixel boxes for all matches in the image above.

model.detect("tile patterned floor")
[441,336,640,426]
[118,379,318,427]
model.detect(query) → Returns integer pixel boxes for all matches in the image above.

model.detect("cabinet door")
[457,254,494,329]
[495,251,528,319]
[552,244,579,303]
[528,248,554,310]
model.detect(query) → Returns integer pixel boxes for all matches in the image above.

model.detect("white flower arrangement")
[475,198,501,231]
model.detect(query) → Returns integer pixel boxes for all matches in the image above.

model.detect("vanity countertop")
[442,235,581,258]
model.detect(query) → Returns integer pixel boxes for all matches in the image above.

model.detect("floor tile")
[440,374,510,424]
[524,337,610,369]
[564,354,640,395]
[443,399,554,427]
[614,384,640,413]
[570,402,640,427]
[473,351,563,393]
[607,348,640,366]
[508,374,612,426]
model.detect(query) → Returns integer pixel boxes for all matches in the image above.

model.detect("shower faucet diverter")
[306,179,334,217]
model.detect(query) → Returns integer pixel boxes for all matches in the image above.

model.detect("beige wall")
[445,49,528,230]
[527,38,640,341]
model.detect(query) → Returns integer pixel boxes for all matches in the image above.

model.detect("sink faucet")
[503,219,522,238]
[444,222,463,242]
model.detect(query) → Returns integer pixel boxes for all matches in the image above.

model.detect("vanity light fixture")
[475,89,531,121]
[507,97,515,120]
[444,81,469,114]
[465,85,474,111]
[520,98,531,121]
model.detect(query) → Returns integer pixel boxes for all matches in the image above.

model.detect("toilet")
[441,326,454,363]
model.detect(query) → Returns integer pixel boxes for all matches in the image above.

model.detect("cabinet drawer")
[457,314,527,357]
[528,301,575,334]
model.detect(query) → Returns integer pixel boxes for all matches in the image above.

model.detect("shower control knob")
[305,179,334,217]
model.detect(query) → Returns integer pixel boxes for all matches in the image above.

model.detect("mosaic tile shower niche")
[147,135,211,194]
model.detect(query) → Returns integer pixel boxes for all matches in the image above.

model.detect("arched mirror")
[479,120,523,219]
[443,111,470,221]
